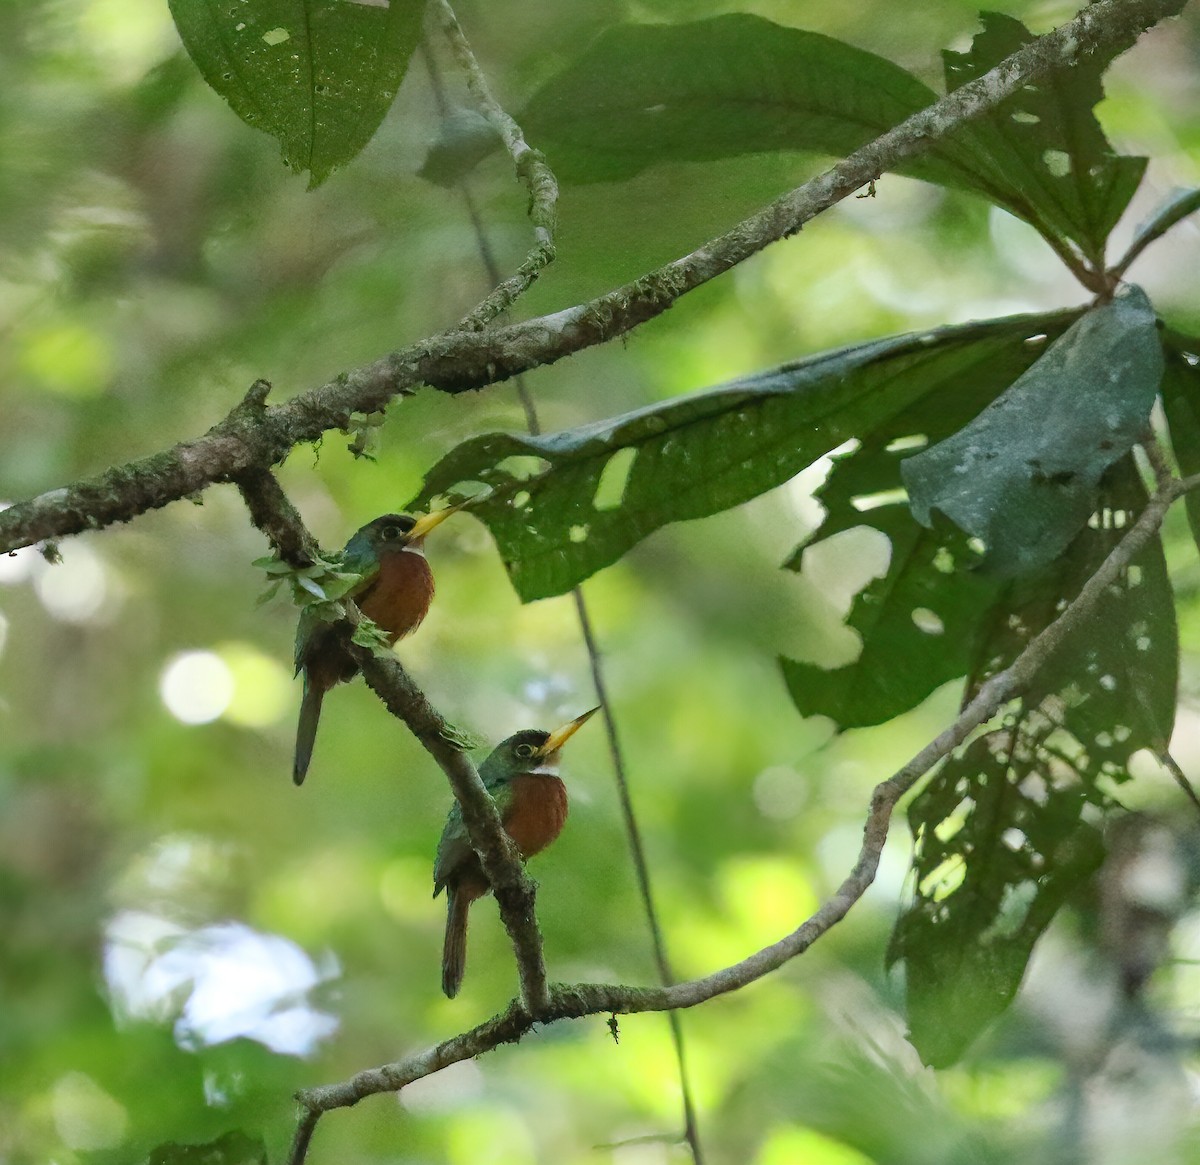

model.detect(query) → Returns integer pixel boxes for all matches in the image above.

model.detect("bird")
[293,509,458,786]
[433,707,599,998]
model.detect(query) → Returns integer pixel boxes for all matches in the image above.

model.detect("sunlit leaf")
[411,311,1078,602]
[167,0,424,186]
[902,286,1161,577]
[889,458,1177,1066]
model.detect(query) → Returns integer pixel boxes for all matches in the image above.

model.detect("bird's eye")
[380,524,403,541]
[515,743,536,759]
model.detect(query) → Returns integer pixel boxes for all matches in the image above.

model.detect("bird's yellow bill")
[538,706,601,756]
[408,501,466,540]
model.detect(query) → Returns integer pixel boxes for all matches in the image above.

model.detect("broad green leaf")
[423,11,1159,265]
[1115,187,1200,275]
[510,15,974,192]
[1160,333,1200,555]
[902,286,1162,577]
[934,12,1152,265]
[410,311,1078,603]
[889,458,1177,1067]
[784,511,1003,731]
[780,312,1083,729]
[167,0,425,186]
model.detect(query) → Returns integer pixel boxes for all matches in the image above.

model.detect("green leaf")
[350,617,390,651]
[167,0,424,186]
[1117,187,1200,276]
[427,11,1156,265]
[419,109,503,186]
[902,286,1162,577]
[507,15,975,190]
[1160,333,1200,555]
[296,574,327,600]
[889,458,1177,1066]
[780,312,1080,729]
[148,1130,267,1165]
[935,11,1150,264]
[410,310,1078,603]
[440,721,489,751]
[784,511,1003,730]
[255,578,283,606]
[251,555,292,574]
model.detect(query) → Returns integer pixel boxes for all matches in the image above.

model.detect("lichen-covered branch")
[1,0,1178,557]
[286,465,1200,1165]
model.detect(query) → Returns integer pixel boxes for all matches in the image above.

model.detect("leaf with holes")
[935,11,1156,266]
[168,0,424,186]
[888,457,1177,1067]
[902,286,1162,578]
[1160,333,1200,557]
[410,311,1078,603]
[781,312,1080,729]
[784,510,1004,730]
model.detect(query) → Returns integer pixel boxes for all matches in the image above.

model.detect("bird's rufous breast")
[359,549,435,643]
[502,774,569,859]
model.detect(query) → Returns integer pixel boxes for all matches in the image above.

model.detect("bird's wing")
[339,532,383,586]
[431,779,514,895]
[433,805,472,896]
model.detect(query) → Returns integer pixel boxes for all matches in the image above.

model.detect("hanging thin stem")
[422,41,706,1163]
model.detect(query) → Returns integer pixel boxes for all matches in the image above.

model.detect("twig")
[429,0,557,331]
[234,467,317,568]
[1141,427,1177,494]
[284,452,1200,1161]
[287,1109,320,1165]
[426,61,707,1144]
[1155,748,1200,820]
[569,588,706,1165]
[1,0,1179,556]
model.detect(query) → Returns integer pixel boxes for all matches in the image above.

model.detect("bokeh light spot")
[52,1072,129,1151]
[34,542,112,624]
[217,642,292,728]
[18,321,114,397]
[159,651,234,724]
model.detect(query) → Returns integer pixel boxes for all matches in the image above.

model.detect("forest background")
[3,1,1200,1163]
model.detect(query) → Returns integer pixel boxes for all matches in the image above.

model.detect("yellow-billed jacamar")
[293,509,457,786]
[433,707,599,998]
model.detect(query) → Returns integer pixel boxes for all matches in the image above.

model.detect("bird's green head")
[480,707,600,782]
[347,506,461,557]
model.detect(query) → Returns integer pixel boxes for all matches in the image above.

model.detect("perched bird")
[433,707,599,998]
[293,509,458,786]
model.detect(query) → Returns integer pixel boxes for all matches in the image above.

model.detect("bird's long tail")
[293,676,325,786]
[442,888,472,999]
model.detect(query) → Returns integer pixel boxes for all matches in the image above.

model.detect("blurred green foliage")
[3,2,1200,1164]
